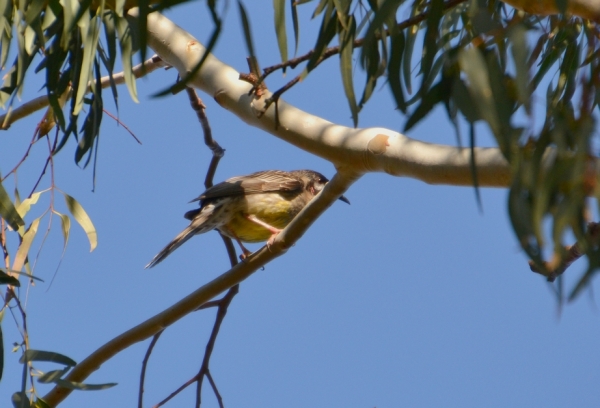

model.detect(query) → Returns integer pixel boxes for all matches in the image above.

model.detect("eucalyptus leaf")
[63,193,97,251]
[19,350,76,366]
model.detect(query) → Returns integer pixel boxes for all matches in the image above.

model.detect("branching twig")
[205,370,224,408]
[102,109,142,144]
[184,87,225,190]
[138,330,164,408]
[529,222,600,281]
[1,131,40,182]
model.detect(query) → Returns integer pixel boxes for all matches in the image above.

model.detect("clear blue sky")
[1,3,599,408]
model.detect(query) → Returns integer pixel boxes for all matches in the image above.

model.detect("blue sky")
[1,3,599,407]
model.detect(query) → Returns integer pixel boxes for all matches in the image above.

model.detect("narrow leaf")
[115,16,138,102]
[19,350,76,366]
[469,124,482,212]
[63,193,97,251]
[291,0,299,55]
[238,1,256,58]
[509,24,530,113]
[0,181,25,230]
[16,192,42,218]
[52,210,71,256]
[404,82,443,131]
[11,391,30,408]
[0,270,20,286]
[12,217,40,272]
[37,367,71,384]
[388,30,406,113]
[273,0,288,66]
[2,269,43,282]
[459,48,501,138]
[339,17,358,126]
[55,378,117,390]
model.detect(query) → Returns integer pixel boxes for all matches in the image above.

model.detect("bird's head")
[299,170,350,204]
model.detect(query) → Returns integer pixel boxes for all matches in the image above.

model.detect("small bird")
[145,169,349,268]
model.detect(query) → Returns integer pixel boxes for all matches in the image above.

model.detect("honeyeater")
[145,169,349,268]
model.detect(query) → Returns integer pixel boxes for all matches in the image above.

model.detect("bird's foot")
[266,232,281,252]
[239,249,253,261]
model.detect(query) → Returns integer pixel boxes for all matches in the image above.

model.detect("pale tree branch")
[138,9,513,187]
[35,3,600,405]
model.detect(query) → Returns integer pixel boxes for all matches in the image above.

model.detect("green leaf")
[291,0,300,56]
[402,10,420,95]
[63,193,97,251]
[0,181,25,231]
[55,378,117,391]
[137,0,149,65]
[468,124,482,212]
[451,77,479,123]
[11,391,30,408]
[74,7,103,116]
[509,24,531,114]
[53,210,71,257]
[2,269,43,282]
[16,192,42,218]
[404,81,444,131]
[115,15,138,103]
[0,270,20,286]
[75,92,103,166]
[37,367,71,384]
[419,0,443,93]
[459,48,501,139]
[339,16,358,126]
[388,30,406,113]
[306,7,337,73]
[332,0,351,30]
[33,398,52,408]
[273,0,287,67]
[238,1,256,59]
[19,350,76,366]
[12,217,40,272]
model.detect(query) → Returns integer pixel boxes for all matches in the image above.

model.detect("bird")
[145,169,350,268]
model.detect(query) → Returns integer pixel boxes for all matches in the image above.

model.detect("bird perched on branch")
[145,169,349,268]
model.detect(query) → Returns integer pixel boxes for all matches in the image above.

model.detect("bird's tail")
[145,207,215,269]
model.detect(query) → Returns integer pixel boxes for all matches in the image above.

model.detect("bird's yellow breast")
[221,193,304,242]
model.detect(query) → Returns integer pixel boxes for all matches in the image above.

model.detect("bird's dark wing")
[190,170,303,203]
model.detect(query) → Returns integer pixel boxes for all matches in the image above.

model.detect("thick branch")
[137,9,512,188]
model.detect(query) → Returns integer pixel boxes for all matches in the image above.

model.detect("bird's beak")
[338,195,350,204]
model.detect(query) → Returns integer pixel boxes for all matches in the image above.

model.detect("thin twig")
[184,87,225,190]
[205,370,224,408]
[103,109,142,144]
[153,374,198,407]
[195,285,238,408]
[529,222,600,281]
[138,330,164,408]
[1,131,40,182]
